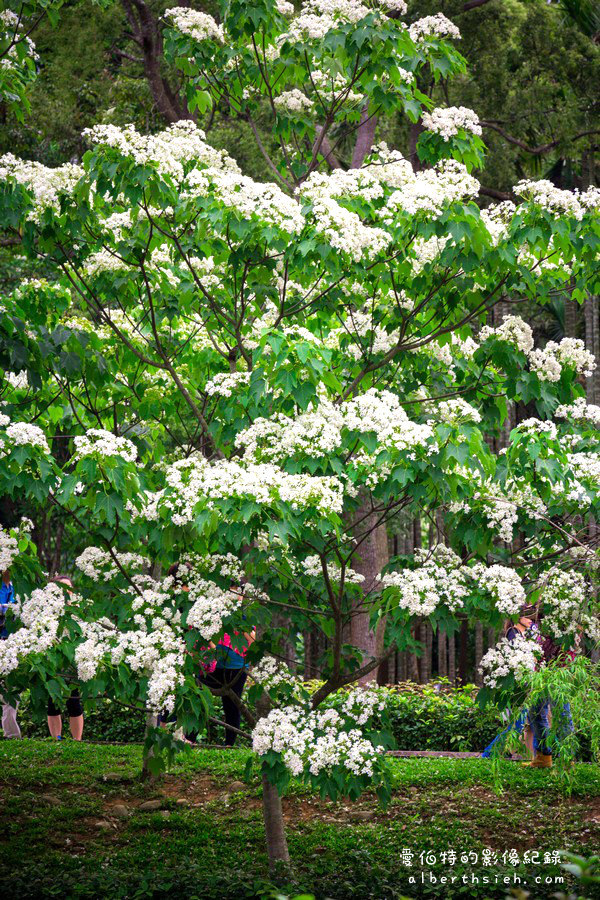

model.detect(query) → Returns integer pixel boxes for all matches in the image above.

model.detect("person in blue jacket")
[1,569,21,738]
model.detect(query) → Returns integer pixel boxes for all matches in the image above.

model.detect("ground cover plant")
[1,740,600,900]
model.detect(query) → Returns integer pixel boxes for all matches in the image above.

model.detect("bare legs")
[47,714,84,740]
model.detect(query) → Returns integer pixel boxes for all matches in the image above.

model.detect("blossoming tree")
[1,0,599,869]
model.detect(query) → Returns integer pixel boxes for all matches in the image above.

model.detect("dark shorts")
[47,689,83,718]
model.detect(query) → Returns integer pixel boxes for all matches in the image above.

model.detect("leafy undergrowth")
[1,740,599,899]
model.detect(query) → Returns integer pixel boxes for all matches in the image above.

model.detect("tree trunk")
[422,623,432,683]
[350,496,389,683]
[585,294,600,405]
[141,711,158,780]
[408,636,420,682]
[447,632,456,684]
[274,613,296,671]
[459,620,468,683]
[398,650,407,682]
[474,622,484,686]
[437,628,447,678]
[261,768,291,874]
[564,296,580,340]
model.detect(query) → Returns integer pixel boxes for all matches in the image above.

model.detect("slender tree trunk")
[398,650,407,682]
[585,294,600,405]
[303,628,313,679]
[437,628,447,678]
[459,620,468,683]
[564,295,580,340]
[141,711,158,780]
[274,613,296,671]
[447,632,456,684]
[474,622,484,686]
[261,768,291,874]
[422,623,432,683]
[377,655,390,685]
[408,635,420,683]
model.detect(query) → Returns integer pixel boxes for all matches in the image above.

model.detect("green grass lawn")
[0,740,599,899]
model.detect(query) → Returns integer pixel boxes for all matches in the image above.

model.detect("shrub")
[14,681,502,752]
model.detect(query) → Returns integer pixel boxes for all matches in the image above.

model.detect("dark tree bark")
[474,622,484,686]
[120,0,188,124]
[447,631,456,684]
[564,295,580,340]
[459,620,468,683]
[437,628,447,678]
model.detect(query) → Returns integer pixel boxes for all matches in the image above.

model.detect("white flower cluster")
[300,554,365,584]
[538,570,591,639]
[480,316,596,382]
[0,518,33,572]
[204,371,251,398]
[0,421,50,455]
[479,201,516,245]
[251,656,298,693]
[470,563,526,615]
[274,89,314,114]
[252,704,384,778]
[450,473,547,544]
[384,159,479,219]
[421,106,481,141]
[182,552,247,583]
[428,398,482,426]
[555,397,600,428]
[0,153,82,222]
[408,13,461,42]
[383,546,530,619]
[480,632,543,689]
[153,453,345,523]
[529,338,596,383]
[339,687,386,726]
[237,389,435,469]
[72,428,137,463]
[479,315,534,355]
[183,166,305,234]
[3,370,28,390]
[84,120,239,182]
[75,580,185,712]
[185,576,244,640]
[75,546,146,582]
[309,195,390,261]
[276,0,295,14]
[0,583,66,677]
[515,179,600,221]
[302,0,373,25]
[0,526,19,573]
[164,7,225,43]
[381,546,468,616]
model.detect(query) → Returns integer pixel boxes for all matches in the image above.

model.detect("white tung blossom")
[408,13,461,42]
[421,106,481,141]
[480,632,542,689]
[72,429,137,463]
[252,704,384,778]
[164,7,225,43]
[274,89,314,115]
[0,583,67,677]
